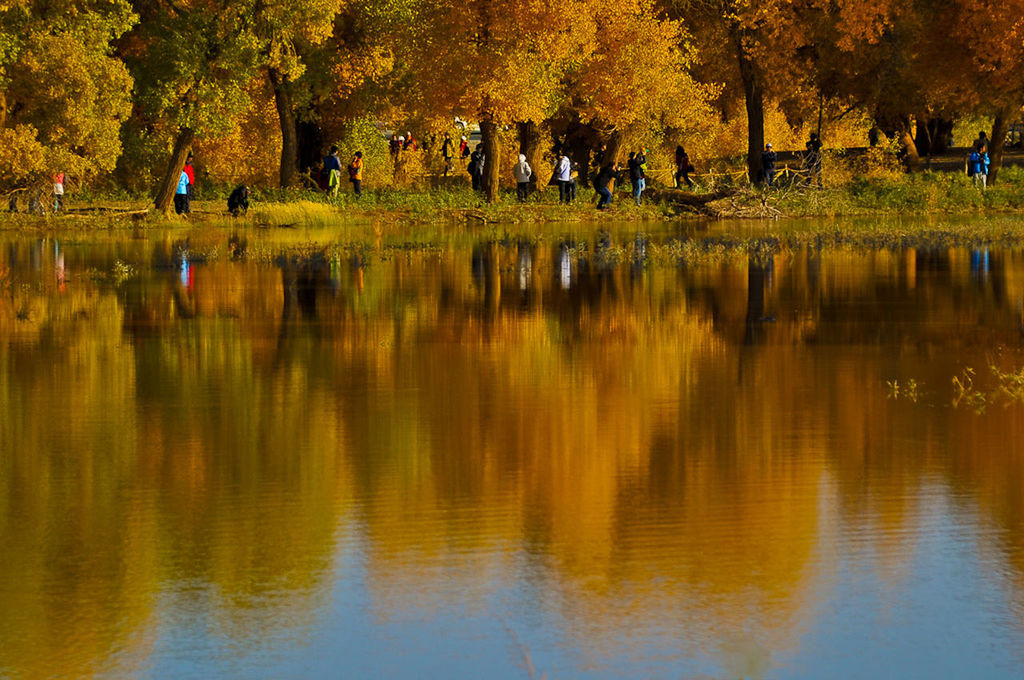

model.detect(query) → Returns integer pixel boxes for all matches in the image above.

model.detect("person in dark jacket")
[674,145,694,188]
[323,145,342,195]
[804,133,823,186]
[469,144,485,191]
[228,185,250,216]
[441,133,455,176]
[594,163,619,210]
[627,151,646,205]
[761,143,777,187]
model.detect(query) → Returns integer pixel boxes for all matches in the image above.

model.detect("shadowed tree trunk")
[988,111,1010,185]
[154,126,194,212]
[269,68,298,187]
[604,130,623,165]
[518,120,542,191]
[481,118,500,203]
[735,34,765,184]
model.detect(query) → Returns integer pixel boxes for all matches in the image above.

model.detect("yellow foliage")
[194,80,283,188]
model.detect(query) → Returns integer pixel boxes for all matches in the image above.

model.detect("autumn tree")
[0,0,135,189]
[663,0,792,183]
[558,0,715,171]
[397,0,592,201]
[247,0,341,187]
[123,0,262,211]
[944,0,1024,182]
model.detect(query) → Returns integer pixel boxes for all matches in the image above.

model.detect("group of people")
[321,145,363,197]
[760,133,822,188]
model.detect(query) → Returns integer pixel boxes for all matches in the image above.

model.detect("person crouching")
[228,185,250,216]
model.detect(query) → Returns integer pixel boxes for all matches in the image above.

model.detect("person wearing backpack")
[348,151,363,197]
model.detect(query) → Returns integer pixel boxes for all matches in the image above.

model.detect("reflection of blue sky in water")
[139,484,1024,679]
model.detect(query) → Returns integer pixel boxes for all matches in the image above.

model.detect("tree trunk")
[988,111,1010,185]
[736,35,765,184]
[154,126,195,212]
[915,117,932,157]
[900,127,920,170]
[604,130,623,165]
[518,120,543,191]
[480,118,500,203]
[896,116,920,171]
[269,68,298,188]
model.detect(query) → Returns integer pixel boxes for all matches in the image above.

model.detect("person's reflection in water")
[518,242,532,292]
[631,232,648,284]
[329,254,341,294]
[558,242,572,290]
[970,248,990,283]
[54,241,65,293]
[471,244,486,291]
[352,255,364,294]
[179,257,191,290]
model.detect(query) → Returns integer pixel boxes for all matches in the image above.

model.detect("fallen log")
[644,186,739,207]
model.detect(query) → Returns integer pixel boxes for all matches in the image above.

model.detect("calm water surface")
[1,221,1024,678]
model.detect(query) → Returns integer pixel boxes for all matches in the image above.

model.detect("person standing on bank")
[324,145,342,196]
[469,144,485,191]
[513,154,532,202]
[594,163,618,210]
[761,143,777,187]
[555,152,572,203]
[183,152,195,210]
[674,145,694,188]
[805,133,823,186]
[441,133,455,176]
[628,150,646,205]
[52,171,65,212]
[174,167,190,215]
[348,151,363,197]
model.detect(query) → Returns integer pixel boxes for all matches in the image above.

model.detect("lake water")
[1,222,1024,679]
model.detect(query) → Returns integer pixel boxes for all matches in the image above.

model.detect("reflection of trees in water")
[4,239,1024,674]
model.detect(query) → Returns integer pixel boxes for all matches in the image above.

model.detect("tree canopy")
[0,0,1021,196]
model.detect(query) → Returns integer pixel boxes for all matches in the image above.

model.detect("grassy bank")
[6,166,1024,234]
[752,165,1024,218]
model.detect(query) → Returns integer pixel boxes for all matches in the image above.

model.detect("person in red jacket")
[183,152,195,205]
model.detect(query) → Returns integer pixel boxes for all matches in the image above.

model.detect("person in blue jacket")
[968,149,990,189]
[174,168,191,214]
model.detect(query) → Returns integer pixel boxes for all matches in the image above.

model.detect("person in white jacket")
[555,153,572,203]
[513,154,532,202]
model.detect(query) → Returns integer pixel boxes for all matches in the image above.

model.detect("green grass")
[7,166,1024,236]
[764,165,1024,217]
